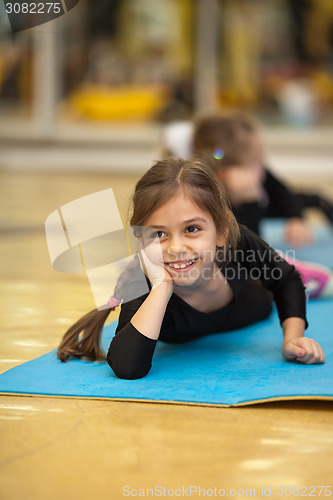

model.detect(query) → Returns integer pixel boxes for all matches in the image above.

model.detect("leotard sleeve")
[237,225,307,327]
[107,295,158,380]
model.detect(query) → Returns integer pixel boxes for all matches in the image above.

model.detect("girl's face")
[245,131,265,173]
[143,191,226,289]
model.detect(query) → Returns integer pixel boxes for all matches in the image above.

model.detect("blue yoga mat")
[1,299,332,406]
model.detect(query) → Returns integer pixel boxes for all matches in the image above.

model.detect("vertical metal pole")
[33,22,59,139]
[194,0,219,113]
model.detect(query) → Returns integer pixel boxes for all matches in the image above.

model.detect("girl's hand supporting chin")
[138,237,174,288]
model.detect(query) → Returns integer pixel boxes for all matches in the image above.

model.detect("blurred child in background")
[192,112,333,246]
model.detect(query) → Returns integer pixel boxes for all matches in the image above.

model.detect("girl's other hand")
[138,237,174,288]
[282,337,325,364]
[284,218,314,247]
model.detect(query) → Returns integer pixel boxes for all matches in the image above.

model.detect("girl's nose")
[167,239,187,256]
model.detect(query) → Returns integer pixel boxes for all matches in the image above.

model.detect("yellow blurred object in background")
[70,85,168,121]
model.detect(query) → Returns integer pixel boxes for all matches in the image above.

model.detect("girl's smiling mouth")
[166,258,198,271]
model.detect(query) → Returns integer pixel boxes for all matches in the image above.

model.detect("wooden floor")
[1,170,333,500]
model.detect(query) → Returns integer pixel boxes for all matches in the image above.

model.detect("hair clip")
[108,295,121,311]
[213,148,224,160]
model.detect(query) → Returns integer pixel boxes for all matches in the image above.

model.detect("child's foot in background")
[283,255,333,299]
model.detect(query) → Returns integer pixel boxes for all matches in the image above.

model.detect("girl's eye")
[186,225,200,234]
[151,230,166,239]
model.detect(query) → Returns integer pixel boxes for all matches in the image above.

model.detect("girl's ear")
[217,227,229,247]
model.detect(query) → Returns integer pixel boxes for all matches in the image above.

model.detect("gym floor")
[1,170,333,500]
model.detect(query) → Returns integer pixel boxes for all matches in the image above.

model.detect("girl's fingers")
[296,340,325,365]
[137,238,149,274]
[296,339,315,362]
[304,343,325,364]
[285,219,314,247]
[284,338,325,365]
[283,342,305,360]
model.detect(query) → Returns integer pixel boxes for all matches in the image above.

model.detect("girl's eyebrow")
[184,217,207,224]
[149,217,207,229]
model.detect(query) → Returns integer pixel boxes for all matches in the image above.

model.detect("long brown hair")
[57,157,240,362]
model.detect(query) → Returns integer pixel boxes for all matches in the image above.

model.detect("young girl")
[57,158,325,379]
